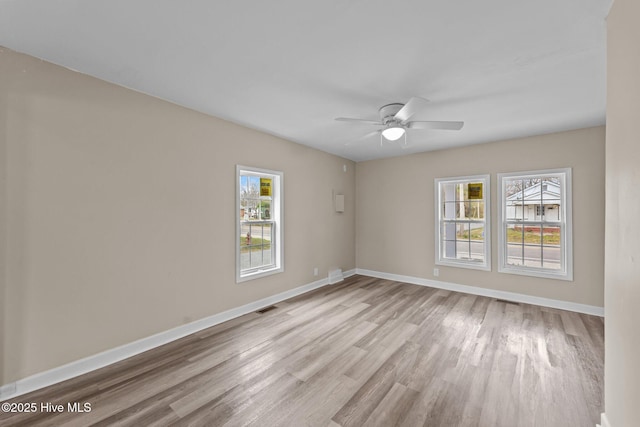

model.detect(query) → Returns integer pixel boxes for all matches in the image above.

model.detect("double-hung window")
[435,175,491,270]
[497,168,572,280]
[236,165,283,282]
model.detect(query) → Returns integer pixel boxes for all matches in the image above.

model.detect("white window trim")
[497,168,573,281]
[434,174,491,271]
[236,165,284,283]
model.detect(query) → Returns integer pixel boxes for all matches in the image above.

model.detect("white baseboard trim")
[597,412,611,427]
[1,270,356,402]
[342,268,357,280]
[355,268,604,317]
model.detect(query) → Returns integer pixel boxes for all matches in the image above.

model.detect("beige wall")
[356,127,605,307]
[0,42,612,393]
[0,47,355,384]
[605,0,640,425]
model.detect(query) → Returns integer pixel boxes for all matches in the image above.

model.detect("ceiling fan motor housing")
[379,103,404,125]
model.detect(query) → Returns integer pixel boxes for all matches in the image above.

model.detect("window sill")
[436,259,491,271]
[498,265,573,281]
[237,266,284,283]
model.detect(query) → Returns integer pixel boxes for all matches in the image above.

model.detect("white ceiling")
[0,0,610,162]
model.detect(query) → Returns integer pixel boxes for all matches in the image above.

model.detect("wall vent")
[496,299,520,305]
[328,268,344,284]
[256,305,277,314]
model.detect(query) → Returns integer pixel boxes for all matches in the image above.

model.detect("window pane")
[249,176,260,194]
[442,222,457,259]
[470,250,484,262]
[542,225,561,270]
[455,202,465,219]
[456,246,471,260]
[506,224,524,243]
[442,222,455,240]
[243,199,257,220]
[543,199,561,222]
[523,244,542,268]
[261,201,272,220]
[504,178,522,198]
[455,222,471,240]
[240,226,250,249]
[455,183,466,201]
[443,202,456,219]
[456,241,470,260]
[522,178,540,192]
[541,177,561,194]
[470,237,485,262]
[506,243,524,266]
[542,225,561,245]
[468,201,485,219]
[441,183,456,203]
[542,246,561,270]
[504,177,524,221]
[455,223,471,260]
[455,222,485,241]
[505,200,522,221]
[526,225,543,244]
[240,223,274,270]
[240,223,251,270]
[240,175,248,195]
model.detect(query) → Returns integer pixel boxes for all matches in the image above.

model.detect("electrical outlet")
[433,268,439,277]
[313,267,318,276]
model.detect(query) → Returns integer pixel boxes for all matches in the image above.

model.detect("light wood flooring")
[0,275,604,426]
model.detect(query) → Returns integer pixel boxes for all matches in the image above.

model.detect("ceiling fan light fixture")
[382,126,405,141]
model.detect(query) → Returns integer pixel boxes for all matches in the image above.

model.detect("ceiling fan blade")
[345,130,382,146]
[394,97,430,122]
[408,120,464,130]
[335,117,383,125]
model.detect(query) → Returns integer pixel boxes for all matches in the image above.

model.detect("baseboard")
[355,268,604,317]
[1,270,355,401]
[342,268,357,280]
[0,383,16,400]
[597,412,611,427]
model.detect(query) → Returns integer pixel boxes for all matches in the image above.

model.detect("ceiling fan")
[336,97,464,146]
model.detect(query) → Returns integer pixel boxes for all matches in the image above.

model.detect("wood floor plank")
[0,275,604,427]
[362,382,419,427]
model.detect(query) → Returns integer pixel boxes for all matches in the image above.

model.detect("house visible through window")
[236,166,283,282]
[498,168,572,280]
[435,175,491,270]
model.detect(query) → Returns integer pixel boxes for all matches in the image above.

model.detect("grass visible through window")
[456,227,560,244]
[240,236,271,252]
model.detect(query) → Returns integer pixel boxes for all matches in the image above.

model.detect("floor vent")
[496,299,520,305]
[256,305,277,314]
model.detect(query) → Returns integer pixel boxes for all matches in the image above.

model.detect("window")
[498,168,572,280]
[236,166,283,282]
[435,175,490,270]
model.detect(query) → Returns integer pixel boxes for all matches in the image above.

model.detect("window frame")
[236,165,284,283]
[434,174,491,271]
[497,168,573,281]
